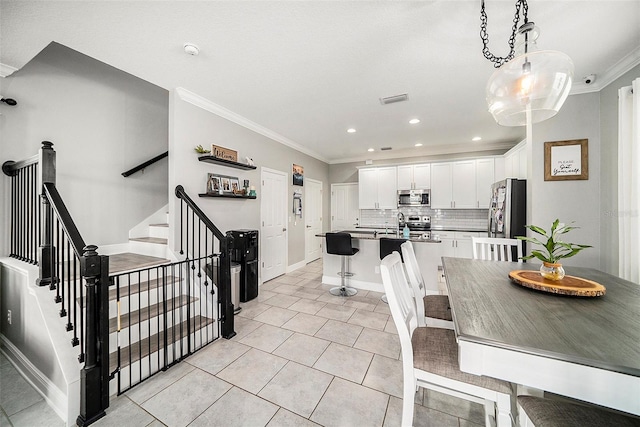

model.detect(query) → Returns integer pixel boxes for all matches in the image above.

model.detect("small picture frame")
[293,164,304,186]
[207,173,238,194]
[544,139,589,181]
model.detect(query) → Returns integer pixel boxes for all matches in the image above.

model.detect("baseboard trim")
[286,260,307,273]
[0,335,67,423]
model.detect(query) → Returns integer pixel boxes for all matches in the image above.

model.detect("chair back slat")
[472,237,522,262]
[380,252,417,345]
[400,241,427,322]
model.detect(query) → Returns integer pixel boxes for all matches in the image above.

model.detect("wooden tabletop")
[441,257,640,377]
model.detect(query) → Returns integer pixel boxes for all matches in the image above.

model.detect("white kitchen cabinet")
[432,231,485,260]
[358,166,397,209]
[397,164,431,190]
[475,158,495,208]
[331,183,359,229]
[504,140,527,179]
[432,159,497,209]
[452,160,476,208]
[430,162,453,209]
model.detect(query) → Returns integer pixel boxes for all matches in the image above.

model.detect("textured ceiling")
[1,1,639,163]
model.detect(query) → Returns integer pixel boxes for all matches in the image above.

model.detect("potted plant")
[517,219,591,280]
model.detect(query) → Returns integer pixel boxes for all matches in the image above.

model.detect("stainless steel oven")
[397,189,430,207]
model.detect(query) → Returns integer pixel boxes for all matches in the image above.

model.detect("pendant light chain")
[480,0,529,68]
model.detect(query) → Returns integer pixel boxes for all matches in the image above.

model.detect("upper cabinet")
[358,166,397,209]
[475,158,495,208]
[504,140,527,179]
[431,159,495,209]
[397,164,431,190]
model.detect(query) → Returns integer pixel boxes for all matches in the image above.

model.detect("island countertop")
[315,230,441,243]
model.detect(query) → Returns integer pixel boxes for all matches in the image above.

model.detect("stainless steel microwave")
[398,189,430,207]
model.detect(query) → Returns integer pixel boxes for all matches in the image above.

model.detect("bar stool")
[379,237,406,303]
[325,232,359,296]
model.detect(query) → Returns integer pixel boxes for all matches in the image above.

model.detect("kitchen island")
[316,230,442,294]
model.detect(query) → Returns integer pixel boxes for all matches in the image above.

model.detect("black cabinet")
[229,230,259,302]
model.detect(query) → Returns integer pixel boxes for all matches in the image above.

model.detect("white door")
[358,168,378,209]
[396,165,413,190]
[261,168,288,282]
[331,183,359,229]
[475,158,495,208]
[413,164,431,189]
[305,179,323,263]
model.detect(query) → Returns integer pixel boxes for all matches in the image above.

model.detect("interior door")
[331,183,358,229]
[261,168,287,282]
[305,178,323,263]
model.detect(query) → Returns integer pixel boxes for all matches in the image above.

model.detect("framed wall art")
[293,164,304,186]
[544,139,589,181]
[207,173,238,194]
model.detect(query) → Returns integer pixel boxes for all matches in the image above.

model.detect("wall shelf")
[198,156,256,170]
[198,193,256,200]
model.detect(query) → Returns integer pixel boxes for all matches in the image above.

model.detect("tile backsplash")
[360,207,488,230]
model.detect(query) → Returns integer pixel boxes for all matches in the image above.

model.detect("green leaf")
[527,225,548,236]
[551,219,560,233]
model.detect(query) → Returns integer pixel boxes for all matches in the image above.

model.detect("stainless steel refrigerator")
[488,179,527,251]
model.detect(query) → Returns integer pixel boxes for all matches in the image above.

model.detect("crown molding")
[329,140,517,165]
[175,87,329,164]
[0,63,18,78]
[570,46,640,95]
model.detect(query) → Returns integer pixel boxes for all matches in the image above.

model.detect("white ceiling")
[1,1,639,164]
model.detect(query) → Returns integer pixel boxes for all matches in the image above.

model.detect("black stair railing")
[3,141,109,426]
[175,185,235,338]
[2,153,40,264]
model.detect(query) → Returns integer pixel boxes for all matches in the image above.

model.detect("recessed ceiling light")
[415,143,423,147]
[409,119,421,124]
[472,136,482,141]
[367,148,375,152]
[347,128,357,133]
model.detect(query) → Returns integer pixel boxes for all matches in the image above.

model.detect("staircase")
[107,215,219,395]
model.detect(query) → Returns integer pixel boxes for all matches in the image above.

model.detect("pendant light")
[480,0,574,126]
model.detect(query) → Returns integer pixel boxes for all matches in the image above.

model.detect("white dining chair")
[401,241,453,329]
[380,252,515,427]
[518,395,640,427]
[472,237,523,262]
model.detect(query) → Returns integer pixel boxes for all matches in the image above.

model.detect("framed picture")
[293,164,304,186]
[206,173,221,194]
[207,173,238,193]
[230,177,240,193]
[544,139,588,181]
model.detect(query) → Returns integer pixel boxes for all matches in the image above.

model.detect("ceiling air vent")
[379,93,408,105]
[381,147,393,151]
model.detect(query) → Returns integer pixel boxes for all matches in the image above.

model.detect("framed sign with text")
[544,139,588,181]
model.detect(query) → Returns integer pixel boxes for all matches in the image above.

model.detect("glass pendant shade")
[486,25,574,126]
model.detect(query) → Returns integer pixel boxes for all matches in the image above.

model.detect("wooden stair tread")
[109,315,215,371]
[108,275,181,301]
[129,237,168,245]
[149,223,169,227]
[109,253,171,275]
[109,295,198,332]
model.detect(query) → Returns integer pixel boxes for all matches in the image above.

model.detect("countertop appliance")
[229,229,259,302]
[397,189,430,207]
[489,179,526,256]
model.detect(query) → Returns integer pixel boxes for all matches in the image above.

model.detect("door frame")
[260,167,288,283]
[305,178,323,264]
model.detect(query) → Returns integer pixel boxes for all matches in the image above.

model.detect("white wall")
[0,42,169,252]
[168,90,330,267]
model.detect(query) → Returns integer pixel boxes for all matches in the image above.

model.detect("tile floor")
[1,259,485,427]
[0,351,65,427]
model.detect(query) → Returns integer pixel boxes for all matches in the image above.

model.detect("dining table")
[441,257,640,416]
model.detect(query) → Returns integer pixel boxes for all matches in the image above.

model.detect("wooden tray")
[508,270,606,297]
